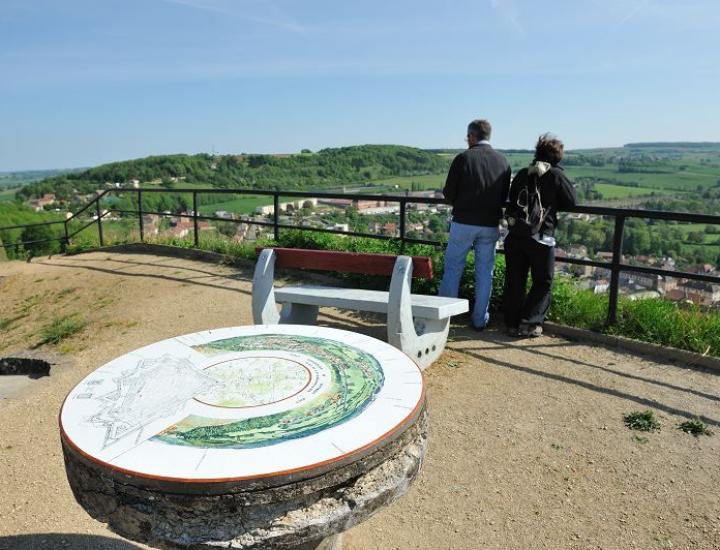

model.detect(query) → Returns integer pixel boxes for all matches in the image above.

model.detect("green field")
[0,189,17,202]
[592,183,676,199]
[198,194,296,216]
[370,173,444,191]
[564,164,718,192]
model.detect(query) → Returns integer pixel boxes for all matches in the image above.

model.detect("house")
[382,222,398,236]
[673,281,720,305]
[591,278,610,294]
[567,245,588,258]
[620,272,663,291]
[28,193,56,211]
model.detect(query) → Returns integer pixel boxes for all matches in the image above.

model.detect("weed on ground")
[39,315,87,345]
[623,410,661,432]
[678,418,713,437]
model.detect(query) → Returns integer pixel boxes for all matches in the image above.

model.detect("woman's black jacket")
[508,165,577,238]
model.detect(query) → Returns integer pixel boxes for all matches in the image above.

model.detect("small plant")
[632,435,649,444]
[40,314,87,345]
[623,410,661,432]
[445,360,461,369]
[678,418,713,437]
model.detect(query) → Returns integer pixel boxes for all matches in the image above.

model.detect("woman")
[503,134,576,337]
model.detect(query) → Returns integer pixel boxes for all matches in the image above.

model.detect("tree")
[216,221,238,238]
[20,224,61,257]
[687,231,705,244]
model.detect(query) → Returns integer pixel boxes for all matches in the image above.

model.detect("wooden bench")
[251,248,469,369]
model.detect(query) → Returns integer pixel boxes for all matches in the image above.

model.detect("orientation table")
[60,325,428,549]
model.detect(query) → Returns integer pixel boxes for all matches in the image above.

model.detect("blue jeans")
[439,222,499,328]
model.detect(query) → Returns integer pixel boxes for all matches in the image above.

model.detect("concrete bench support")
[251,249,468,369]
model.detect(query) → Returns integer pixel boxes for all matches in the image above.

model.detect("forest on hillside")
[18,145,450,201]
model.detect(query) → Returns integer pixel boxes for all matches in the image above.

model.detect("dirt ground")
[0,251,719,550]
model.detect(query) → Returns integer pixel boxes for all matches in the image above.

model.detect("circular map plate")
[60,325,424,486]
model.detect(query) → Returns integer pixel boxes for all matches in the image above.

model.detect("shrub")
[61,227,720,359]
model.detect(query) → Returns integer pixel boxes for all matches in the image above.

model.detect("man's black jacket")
[508,165,576,238]
[442,144,511,227]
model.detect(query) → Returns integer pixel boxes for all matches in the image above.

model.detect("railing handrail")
[1,184,719,326]
[5,186,720,226]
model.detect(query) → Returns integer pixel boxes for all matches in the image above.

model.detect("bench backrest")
[258,247,433,280]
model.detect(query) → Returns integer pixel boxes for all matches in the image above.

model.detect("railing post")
[138,190,144,242]
[63,219,70,249]
[607,215,626,325]
[273,193,280,241]
[399,199,406,251]
[95,198,104,247]
[193,191,199,248]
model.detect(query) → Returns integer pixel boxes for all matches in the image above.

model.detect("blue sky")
[1,0,719,170]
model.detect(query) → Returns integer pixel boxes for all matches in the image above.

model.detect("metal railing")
[2,186,719,324]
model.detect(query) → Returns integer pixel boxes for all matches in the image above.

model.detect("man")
[439,119,511,331]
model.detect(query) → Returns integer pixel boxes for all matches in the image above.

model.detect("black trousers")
[503,235,555,328]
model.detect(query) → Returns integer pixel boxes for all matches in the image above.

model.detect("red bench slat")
[257,247,433,280]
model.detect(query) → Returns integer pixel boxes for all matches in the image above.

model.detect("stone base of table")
[295,534,342,550]
[62,407,428,549]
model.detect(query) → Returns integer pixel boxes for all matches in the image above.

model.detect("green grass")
[678,419,713,437]
[39,314,86,344]
[564,164,719,192]
[0,188,17,202]
[0,314,26,331]
[198,195,289,216]
[370,174,444,191]
[548,277,720,358]
[612,299,720,356]
[548,279,608,331]
[593,183,674,199]
[623,410,661,432]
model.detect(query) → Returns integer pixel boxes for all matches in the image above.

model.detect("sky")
[1,0,719,171]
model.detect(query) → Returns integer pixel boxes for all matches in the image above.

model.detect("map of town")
[195,356,311,408]
[154,334,385,449]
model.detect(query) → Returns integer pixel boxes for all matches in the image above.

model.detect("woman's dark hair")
[535,133,564,165]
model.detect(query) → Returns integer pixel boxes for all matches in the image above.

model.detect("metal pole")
[399,200,406,251]
[138,190,144,242]
[607,215,626,325]
[273,193,280,241]
[95,198,104,247]
[193,191,199,248]
[63,219,70,249]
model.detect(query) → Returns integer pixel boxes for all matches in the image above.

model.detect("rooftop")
[0,251,718,549]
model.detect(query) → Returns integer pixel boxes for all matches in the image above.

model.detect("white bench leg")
[387,256,451,369]
[252,249,280,324]
[280,303,319,325]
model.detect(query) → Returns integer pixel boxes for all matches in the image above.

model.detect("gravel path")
[1,252,718,550]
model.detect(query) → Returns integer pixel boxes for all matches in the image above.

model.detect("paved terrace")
[0,251,718,550]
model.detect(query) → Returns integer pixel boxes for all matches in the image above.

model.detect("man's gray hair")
[467,119,492,141]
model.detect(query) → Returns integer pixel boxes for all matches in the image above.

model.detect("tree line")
[18,145,450,202]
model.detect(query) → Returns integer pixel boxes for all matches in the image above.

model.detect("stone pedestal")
[63,408,427,549]
[60,326,428,549]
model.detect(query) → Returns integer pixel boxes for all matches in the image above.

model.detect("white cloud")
[158,0,306,33]
[489,0,524,36]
